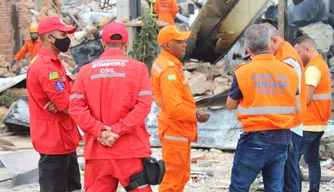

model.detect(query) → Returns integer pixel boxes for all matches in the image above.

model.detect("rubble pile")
[183,60,244,98]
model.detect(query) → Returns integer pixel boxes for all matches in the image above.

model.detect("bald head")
[293,35,318,65]
[293,35,317,49]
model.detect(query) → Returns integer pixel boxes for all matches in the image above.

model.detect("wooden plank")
[278,0,288,38]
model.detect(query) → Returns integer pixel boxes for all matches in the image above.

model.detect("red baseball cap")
[38,17,76,35]
[102,22,128,43]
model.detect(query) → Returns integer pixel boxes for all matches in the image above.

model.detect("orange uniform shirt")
[14,38,42,61]
[154,0,179,25]
[151,50,197,142]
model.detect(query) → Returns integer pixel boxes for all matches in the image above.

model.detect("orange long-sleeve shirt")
[151,50,198,142]
[14,38,42,61]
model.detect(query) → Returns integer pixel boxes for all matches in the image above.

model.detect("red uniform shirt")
[69,49,152,160]
[27,47,81,155]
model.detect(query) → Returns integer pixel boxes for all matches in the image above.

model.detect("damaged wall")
[0,0,14,60]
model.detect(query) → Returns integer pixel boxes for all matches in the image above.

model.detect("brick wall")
[0,0,13,60]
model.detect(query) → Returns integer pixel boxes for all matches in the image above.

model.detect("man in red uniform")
[69,22,153,192]
[26,17,82,192]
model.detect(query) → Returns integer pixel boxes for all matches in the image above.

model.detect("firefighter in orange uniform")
[151,25,210,192]
[154,0,179,25]
[12,25,42,67]
[294,35,332,192]
[26,17,81,192]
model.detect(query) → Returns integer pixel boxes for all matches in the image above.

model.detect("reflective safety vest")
[275,41,307,127]
[304,54,332,126]
[235,54,299,132]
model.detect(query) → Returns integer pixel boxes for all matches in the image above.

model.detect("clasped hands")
[97,125,120,147]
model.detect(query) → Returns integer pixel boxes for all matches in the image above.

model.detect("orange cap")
[157,25,192,46]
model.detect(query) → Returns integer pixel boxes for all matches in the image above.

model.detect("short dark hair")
[39,34,46,41]
[293,35,317,49]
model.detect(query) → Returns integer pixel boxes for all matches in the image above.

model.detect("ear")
[245,46,254,57]
[124,42,129,50]
[101,41,107,49]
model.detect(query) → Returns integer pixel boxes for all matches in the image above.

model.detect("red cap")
[102,22,128,43]
[38,17,76,35]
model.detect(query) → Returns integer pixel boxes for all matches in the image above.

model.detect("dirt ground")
[0,133,333,192]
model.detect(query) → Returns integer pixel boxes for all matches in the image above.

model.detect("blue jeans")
[298,131,324,192]
[283,132,302,192]
[229,134,288,192]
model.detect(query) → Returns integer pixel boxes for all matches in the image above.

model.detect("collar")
[252,53,276,61]
[100,49,126,58]
[38,47,59,61]
[160,50,183,69]
[306,54,323,67]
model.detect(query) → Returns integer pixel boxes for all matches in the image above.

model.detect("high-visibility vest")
[304,54,332,126]
[275,41,307,127]
[235,54,299,132]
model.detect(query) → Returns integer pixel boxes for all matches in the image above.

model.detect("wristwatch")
[196,111,200,119]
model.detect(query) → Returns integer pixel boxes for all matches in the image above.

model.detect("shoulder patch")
[49,71,59,80]
[54,80,65,91]
[168,74,176,80]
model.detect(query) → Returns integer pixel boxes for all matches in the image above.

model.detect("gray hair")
[260,23,280,38]
[244,24,270,54]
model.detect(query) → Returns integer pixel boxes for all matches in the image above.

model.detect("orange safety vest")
[235,54,299,132]
[151,50,197,142]
[14,38,42,61]
[154,0,179,25]
[275,41,307,127]
[304,54,332,126]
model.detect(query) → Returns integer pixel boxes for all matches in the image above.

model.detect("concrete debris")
[300,21,334,53]
[321,159,334,169]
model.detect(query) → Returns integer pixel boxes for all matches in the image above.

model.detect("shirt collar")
[252,53,276,61]
[38,47,59,61]
[160,50,183,69]
[100,49,126,58]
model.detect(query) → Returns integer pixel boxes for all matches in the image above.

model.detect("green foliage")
[0,89,21,108]
[129,15,159,67]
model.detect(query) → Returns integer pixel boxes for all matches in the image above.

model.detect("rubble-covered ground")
[0,134,333,192]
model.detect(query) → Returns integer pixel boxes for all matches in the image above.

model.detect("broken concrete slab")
[0,74,26,93]
[0,150,39,187]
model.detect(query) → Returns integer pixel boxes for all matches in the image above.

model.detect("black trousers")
[38,152,82,192]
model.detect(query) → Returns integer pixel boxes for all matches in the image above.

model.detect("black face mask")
[31,36,38,42]
[50,35,71,52]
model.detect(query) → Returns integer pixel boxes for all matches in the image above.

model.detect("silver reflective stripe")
[94,59,128,63]
[159,8,172,11]
[183,78,188,84]
[312,93,331,100]
[70,94,84,100]
[91,73,125,80]
[138,184,149,189]
[152,62,162,74]
[164,135,188,142]
[138,90,152,96]
[155,99,163,104]
[237,106,296,115]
